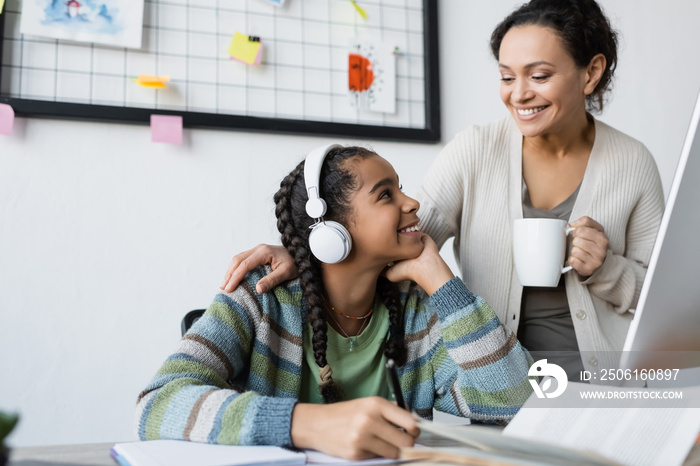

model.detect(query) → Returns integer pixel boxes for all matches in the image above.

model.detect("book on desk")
[402,382,700,466]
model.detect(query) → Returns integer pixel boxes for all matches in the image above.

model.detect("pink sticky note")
[151,114,183,145]
[253,45,263,66]
[0,103,15,136]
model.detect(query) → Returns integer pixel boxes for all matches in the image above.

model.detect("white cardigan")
[417,117,665,372]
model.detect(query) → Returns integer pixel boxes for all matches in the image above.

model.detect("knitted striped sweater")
[135,267,533,447]
[417,117,664,371]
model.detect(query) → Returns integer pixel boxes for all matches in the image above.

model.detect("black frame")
[0,1,440,143]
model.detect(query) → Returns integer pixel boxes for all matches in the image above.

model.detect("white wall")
[2,0,699,447]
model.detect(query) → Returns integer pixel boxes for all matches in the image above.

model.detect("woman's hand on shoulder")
[220,244,297,293]
[383,234,454,295]
[569,216,610,278]
[290,397,419,460]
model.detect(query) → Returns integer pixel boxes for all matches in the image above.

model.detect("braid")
[378,277,407,367]
[274,160,345,403]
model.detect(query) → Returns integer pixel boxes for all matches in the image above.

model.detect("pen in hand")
[385,359,407,410]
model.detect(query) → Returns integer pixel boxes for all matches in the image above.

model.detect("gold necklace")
[327,308,370,352]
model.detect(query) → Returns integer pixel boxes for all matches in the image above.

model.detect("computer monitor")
[621,91,700,371]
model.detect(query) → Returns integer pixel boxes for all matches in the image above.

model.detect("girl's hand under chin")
[383,234,455,295]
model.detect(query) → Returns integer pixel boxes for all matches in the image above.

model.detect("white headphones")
[304,144,353,264]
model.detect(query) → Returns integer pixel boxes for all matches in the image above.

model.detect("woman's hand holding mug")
[568,216,610,278]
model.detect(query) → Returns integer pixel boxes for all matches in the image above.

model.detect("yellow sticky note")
[0,0,5,14]
[228,32,263,65]
[349,0,367,20]
[131,75,170,89]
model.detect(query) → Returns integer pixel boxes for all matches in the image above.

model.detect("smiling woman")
[414,0,665,380]
[497,24,599,211]
[497,25,602,141]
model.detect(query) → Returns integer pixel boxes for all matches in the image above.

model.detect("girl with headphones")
[135,145,533,460]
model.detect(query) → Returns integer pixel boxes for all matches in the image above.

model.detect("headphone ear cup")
[308,221,352,264]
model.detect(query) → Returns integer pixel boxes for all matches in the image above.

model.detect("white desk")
[9,442,116,466]
[8,437,700,466]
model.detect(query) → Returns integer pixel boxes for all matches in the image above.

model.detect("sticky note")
[228,32,263,65]
[349,0,367,19]
[151,115,183,145]
[132,75,170,89]
[0,103,14,136]
[0,0,6,14]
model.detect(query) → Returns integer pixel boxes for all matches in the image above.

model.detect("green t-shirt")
[299,298,392,403]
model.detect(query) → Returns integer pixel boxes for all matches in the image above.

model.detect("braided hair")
[273,146,407,403]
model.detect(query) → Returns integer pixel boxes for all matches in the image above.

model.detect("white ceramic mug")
[513,218,575,287]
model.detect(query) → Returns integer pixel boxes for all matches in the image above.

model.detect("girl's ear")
[583,53,606,96]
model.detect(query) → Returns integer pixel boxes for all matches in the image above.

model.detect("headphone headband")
[304,144,342,219]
